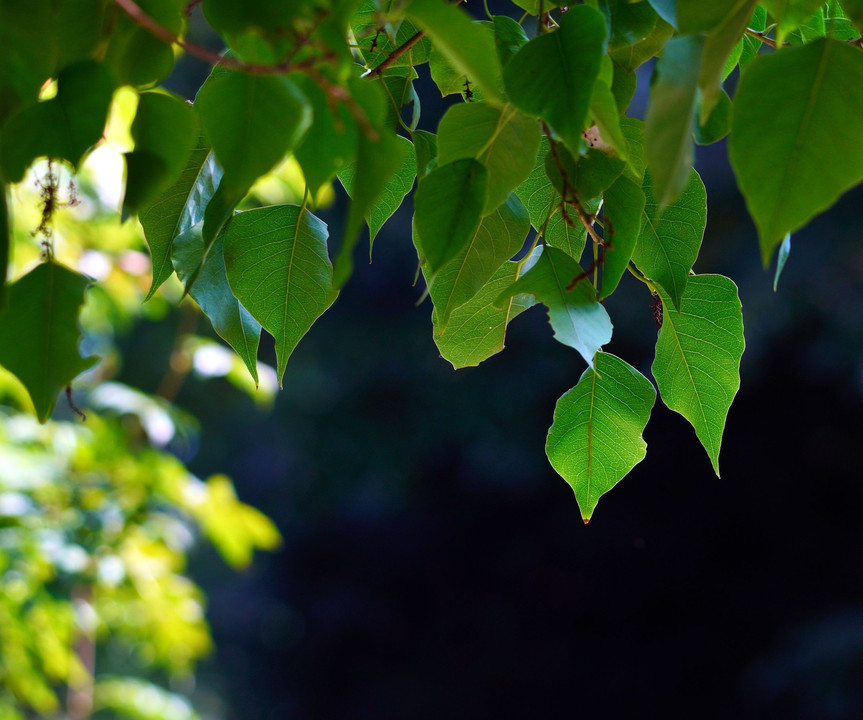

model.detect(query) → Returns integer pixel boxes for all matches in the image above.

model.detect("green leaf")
[336,77,405,287]
[632,169,706,310]
[412,129,437,178]
[773,233,792,292]
[546,146,625,203]
[730,38,863,264]
[503,5,607,153]
[645,35,703,209]
[675,0,754,34]
[0,60,114,182]
[589,78,629,160]
[620,117,647,183]
[414,158,488,273]
[694,88,732,145]
[223,205,337,385]
[761,0,825,42]
[600,175,645,299]
[546,351,656,522]
[601,0,660,50]
[495,245,612,367]
[437,103,541,214]
[139,137,222,300]
[609,15,674,71]
[428,193,530,328]
[196,70,311,196]
[292,75,358,195]
[0,179,7,309]
[610,62,637,115]
[739,5,767,69]
[493,15,529,69]
[338,135,416,254]
[407,0,503,103]
[124,91,198,216]
[510,0,566,13]
[652,274,744,476]
[172,223,261,383]
[432,251,538,369]
[0,262,98,422]
[840,0,863,32]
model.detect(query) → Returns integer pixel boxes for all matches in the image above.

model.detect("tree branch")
[367,30,425,77]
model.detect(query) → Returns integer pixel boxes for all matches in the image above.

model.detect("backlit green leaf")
[600,175,645,299]
[223,205,337,385]
[840,0,863,32]
[172,223,261,384]
[546,351,655,522]
[493,15,529,69]
[632,169,706,310]
[414,158,488,273]
[730,38,863,264]
[652,274,744,476]
[495,245,612,367]
[0,263,98,422]
[438,103,541,214]
[503,5,607,153]
[761,0,825,42]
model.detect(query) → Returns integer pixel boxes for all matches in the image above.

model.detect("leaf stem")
[366,30,425,77]
[744,27,778,48]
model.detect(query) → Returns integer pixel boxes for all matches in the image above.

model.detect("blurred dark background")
[120,3,863,718]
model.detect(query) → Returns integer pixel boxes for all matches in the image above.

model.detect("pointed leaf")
[645,35,703,208]
[338,135,416,253]
[632,169,706,310]
[0,263,98,422]
[773,233,792,292]
[495,245,612,367]
[546,351,656,522]
[224,205,337,385]
[415,158,488,273]
[729,38,863,264]
[172,223,261,383]
[438,103,541,214]
[428,193,530,327]
[504,5,607,153]
[494,15,529,68]
[652,274,744,476]
[407,0,503,103]
[600,175,645,299]
[0,61,114,182]
[433,253,538,369]
[140,137,222,300]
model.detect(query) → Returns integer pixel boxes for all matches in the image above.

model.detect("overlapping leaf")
[600,175,644,299]
[223,205,337,384]
[546,351,655,522]
[652,274,744,476]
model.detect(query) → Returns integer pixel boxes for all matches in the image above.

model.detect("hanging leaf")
[631,169,706,311]
[172,223,261,384]
[338,135,416,256]
[645,35,703,208]
[546,351,655,523]
[495,245,612,367]
[729,38,863,264]
[433,251,539,369]
[223,205,337,384]
[600,175,645,299]
[0,61,114,182]
[140,137,222,300]
[428,193,530,328]
[652,274,744,476]
[0,262,98,422]
[493,15,529,68]
[438,103,540,215]
[504,5,607,153]
[414,158,488,273]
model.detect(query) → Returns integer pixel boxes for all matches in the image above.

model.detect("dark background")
[123,4,863,718]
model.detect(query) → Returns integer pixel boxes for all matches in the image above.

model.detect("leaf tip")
[582,516,590,525]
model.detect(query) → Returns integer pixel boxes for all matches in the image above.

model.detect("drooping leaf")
[407,0,503,102]
[632,169,706,310]
[223,205,337,385]
[0,61,114,182]
[0,262,98,422]
[652,274,744,476]
[172,223,261,383]
[503,5,607,153]
[589,78,629,160]
[645,35,703,208]
[437,103,541,214]
[600,175,645,299]
[495,245,612,367]
[773,233,792,292]
[139,137,222,300]
[601,0,660,50]
[729,38,863,264]
[433,251,538,369]
[414,158,488,273]
[608,15,674,71]
[694,88,732,145]
[336,77,405,287]
[493,15,529,68]
[413,129,437,178]
[428,193,530,328]
[339,135,416,255]
[546,351,656,522]
[760,0,825,42]
[124,91,198,216]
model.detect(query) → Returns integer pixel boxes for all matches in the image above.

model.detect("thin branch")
[744,27,778,48]
[366,30,425,77]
